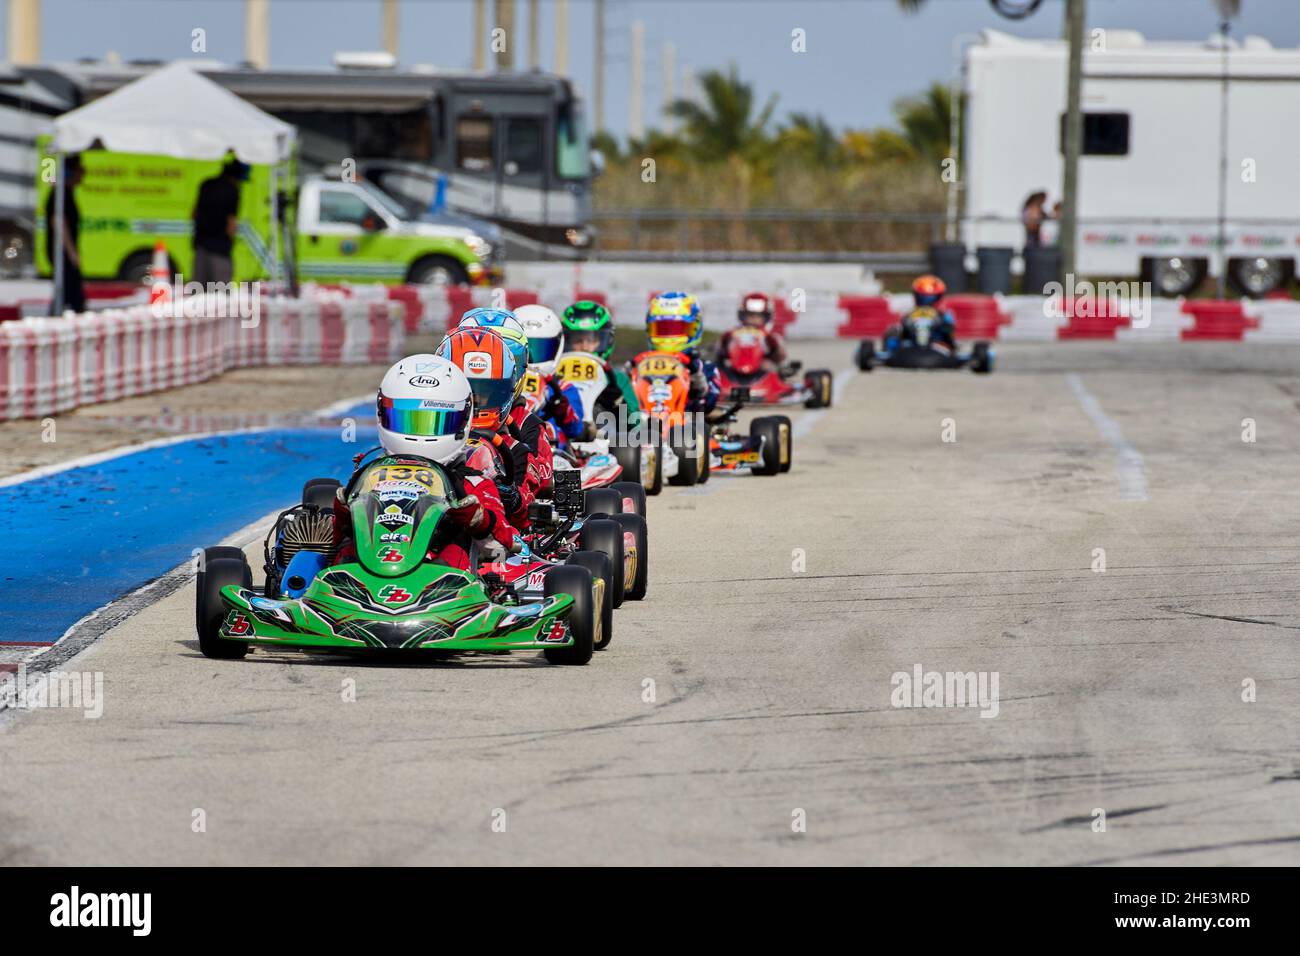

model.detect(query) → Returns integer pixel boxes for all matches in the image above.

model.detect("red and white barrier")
[0,291,404,421]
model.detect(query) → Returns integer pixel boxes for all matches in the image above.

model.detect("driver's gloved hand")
[508,442,531,484]
[496,482,522,515]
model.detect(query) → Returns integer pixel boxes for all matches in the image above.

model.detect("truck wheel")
[610,480,647,519]
[196,554,253,660]
[408,255,469,286]
[578,518,625,609]
[750,416,783,476]
[1143,256,1205,298]
[565,551,614,649]
[1228,257,1291,298]
[119,249,172,286]
[543,566,595,665]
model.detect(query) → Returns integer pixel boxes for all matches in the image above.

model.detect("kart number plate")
[555,356,604,382]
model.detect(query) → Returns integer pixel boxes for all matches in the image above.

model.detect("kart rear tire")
[197,554,253,660]
[855,340,875,372]
[697,433,712,484]
[302,477,341,510]
[611,480,647,519]
[771,414,794,474]
[611,442,641,491]
[583,487,623,517]
[970,342,993,374]
[543,566,595,665]
[578,518,626,609]
[804,369,834,408]
[566,550,614,649]
[750,416,783,476]
[612,512,649,601]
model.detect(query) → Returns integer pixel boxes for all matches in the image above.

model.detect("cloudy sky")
[15,0,1300,138]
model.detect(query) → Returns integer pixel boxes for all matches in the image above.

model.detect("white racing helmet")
[375,354,474,462]
[514,304,565,376]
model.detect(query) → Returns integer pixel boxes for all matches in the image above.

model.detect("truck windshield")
[356,180,412,221]
[556,102,590,180]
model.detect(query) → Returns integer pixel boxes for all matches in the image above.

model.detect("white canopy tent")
[48,62,297,313]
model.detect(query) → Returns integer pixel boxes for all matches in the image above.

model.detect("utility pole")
[1215,0,1240,298]
[382,0,399,59]
[7,0,40,64]
[496,0,516,70]
[629,20,644,141]
[1058,0,1085,285]
[245,0,270,69]
[473,0,487,70]
[594,0,606,133]
[555,0,569,75]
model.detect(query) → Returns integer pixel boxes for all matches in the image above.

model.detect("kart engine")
[275,507,337,567]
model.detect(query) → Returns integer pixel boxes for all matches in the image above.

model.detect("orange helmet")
[912,274,946,307]
[435,327,520,430]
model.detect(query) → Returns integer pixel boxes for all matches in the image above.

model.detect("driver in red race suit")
[331,354,518,571]
[715,291,788,370]
[884,275,958,352]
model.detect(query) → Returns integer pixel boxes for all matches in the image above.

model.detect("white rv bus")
[962,29,1300,296]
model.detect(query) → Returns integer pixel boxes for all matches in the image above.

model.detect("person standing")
[1021,190,1049,249]
[191,158,248,284]
[45,153,85,313]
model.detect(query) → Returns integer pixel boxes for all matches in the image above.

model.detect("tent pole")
[52,152,65,316]
[269,161,280,294]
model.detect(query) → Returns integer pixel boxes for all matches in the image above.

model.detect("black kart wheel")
[804,369,833,408]
[610,480,647,519]
[645,439,664,496]
[611,442,641,490]
[612,512,649,601]
[578,517,626,608]
[771,414,793,473]
[197,553,253,660]
[855,340,875,372]
[566,550,614,649]
[970,342,993,374]
[543,565,595,665]
[583,487,623,517]
[750,416,783,476]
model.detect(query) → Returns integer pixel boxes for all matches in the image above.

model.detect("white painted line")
[0,392,373,489]
[793,368,855,439]
[1066,373,1148,502]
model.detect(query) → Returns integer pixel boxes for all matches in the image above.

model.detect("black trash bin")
[976,246,1014,295]
[927,242,968,293]
[1022,245,1061,297]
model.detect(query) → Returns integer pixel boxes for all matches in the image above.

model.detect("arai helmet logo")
[409,374,441,388]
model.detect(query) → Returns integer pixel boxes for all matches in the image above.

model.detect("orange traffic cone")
[148,242,171,307]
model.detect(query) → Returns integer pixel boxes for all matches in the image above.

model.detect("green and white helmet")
[561,300,615,361]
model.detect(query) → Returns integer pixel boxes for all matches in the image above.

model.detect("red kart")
[715,327,833,409]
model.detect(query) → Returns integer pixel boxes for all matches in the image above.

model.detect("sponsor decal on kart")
[379,531,411,543]
[223,611,252,636]
[527,570,547,590]
[377,504,415,527]
[377,545,405,564]
[376,585,414,605]
[542,619,569,643]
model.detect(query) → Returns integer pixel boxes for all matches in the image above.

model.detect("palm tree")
[775,113,843,167]
[667,65,777,160]
[892,82,955,162]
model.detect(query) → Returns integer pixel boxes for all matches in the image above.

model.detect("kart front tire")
[611,442,641,491]
[970,342,993,374]
[771,414,794,474]
[645,439,664,496]
[566,550,614,649]
[197,554,252,660]
[855,340,875,372]
[611,480,647,519]
[804,369,834,408]
[750,416,783,476]
[543,566,595,665]
[194,546,247,632]
[578,518,626,609]
[612,512,649,601]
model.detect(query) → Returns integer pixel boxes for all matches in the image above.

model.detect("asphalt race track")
[3,340,1299,865]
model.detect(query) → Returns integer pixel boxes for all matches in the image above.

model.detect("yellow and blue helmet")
[646,292,703,352]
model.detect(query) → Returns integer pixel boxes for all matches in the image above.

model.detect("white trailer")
[962,28,1300,296]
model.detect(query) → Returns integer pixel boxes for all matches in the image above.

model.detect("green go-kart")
[194,457,597,665]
